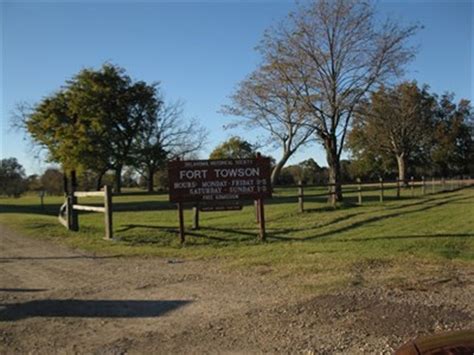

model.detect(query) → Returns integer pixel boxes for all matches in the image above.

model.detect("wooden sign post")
[177,202,185,243]
[168,156,272,243]
[258,198,266,241]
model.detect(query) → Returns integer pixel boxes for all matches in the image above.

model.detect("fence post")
[396,177,401,198]
[192,204,200,230]
[379,177,384,203]
[432,177,435,194]
[441,177,446,191]
[298,180,304,213]
[421,176,425,196]
[410,176,415,197]
[66,194,73,231]
[357,178,362,205]
[104,185,113,240]
[70,170,79,231]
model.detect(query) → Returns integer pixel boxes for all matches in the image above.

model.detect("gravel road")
[1,224,472,354]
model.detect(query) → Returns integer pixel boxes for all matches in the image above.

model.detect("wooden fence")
[291,177,474,212]
[58,185,113,239]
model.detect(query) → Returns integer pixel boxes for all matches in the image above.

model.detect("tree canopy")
[209,136,257,160]
[347,83,473,180]
[0,158,27,197]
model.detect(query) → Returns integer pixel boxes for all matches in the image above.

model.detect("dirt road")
[1,225,472,354]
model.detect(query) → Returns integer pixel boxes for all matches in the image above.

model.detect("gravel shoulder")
[1,224,472,354]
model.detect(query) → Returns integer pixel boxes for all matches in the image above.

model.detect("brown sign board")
[199,199,243,212]
[200,204,243,212]
[168,158,272,203]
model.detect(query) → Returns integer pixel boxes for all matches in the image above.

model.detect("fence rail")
[58,185,113,239]
[285,177,474,212]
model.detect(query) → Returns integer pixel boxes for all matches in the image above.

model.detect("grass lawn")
[1,184,473,291]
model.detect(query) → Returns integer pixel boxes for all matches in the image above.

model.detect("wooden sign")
[168,157,272,243]
[199,201,243,212]
[168,158,272,203]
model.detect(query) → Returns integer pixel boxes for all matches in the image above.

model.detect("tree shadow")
[267,195,472,242]
[0,299,192,321]
[331,233,474,243]
[114,194,470,245]
[0,203,63,216]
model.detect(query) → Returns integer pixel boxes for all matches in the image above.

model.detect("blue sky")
[1,0,472,175]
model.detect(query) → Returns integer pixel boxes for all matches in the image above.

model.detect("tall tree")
[134,99,206,192]
[40,168,64,195]
[258,0,418,203]
[431,95,473,177]
[0,158,27,197]
[67,64,159,193]
[347,82,434,183]
[209,136,256,160]
[17,64,160,193]
[222,63,315,185]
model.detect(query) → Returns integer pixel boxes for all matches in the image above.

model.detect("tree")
[209,136,257,160]
[40,168,64,195]
[134,99,207,192]
[347,82,434,183]
[278,158,328,185]
[431,95,473,177]
[26,174,42,192]
[258,0,418,203]
[66,64,159,193]
[222,63,315,185]
[0,158,27,197]
[17,63,160,193]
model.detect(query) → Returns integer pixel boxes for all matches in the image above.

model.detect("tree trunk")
[270,152,291,186]
[325,137,343,205]
[147,166,155,193]
[95,170,106,191]
[115,165,122,194]
[396,154,407,186]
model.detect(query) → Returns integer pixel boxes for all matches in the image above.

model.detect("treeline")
[0,159,171,197]
[346,83,473,183]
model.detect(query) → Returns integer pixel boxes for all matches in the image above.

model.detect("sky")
[1,0,473,176]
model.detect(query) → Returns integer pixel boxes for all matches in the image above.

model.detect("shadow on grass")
[267,194,472,242]
[332,233,474,243]
[0,203,63,217]
[0,299,191,321]
[114,193,471,246]
[116,224,257,244]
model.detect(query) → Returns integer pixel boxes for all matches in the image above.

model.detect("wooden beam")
[72,205,106,213]
[74,191,105,197]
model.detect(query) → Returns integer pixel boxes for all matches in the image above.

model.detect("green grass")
[1,185,473,291]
